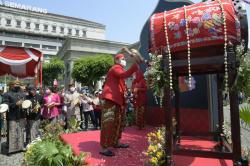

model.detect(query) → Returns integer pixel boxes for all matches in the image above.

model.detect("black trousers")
[83,111,97,129]
[94,110,101,127]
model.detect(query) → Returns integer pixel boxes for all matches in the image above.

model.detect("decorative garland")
[150,14,157,51]
[184,5,192,88]
[164,11,173,90]
[218,0,229,91]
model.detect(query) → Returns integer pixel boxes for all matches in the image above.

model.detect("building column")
[69,60,74,83]
[65,60,74,87]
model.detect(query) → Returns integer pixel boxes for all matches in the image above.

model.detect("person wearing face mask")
[3,80,26,154]
[25,85,43,143]
[131,69,147,130]
[99,53,141,157]
[64,83,81,129]
[41,87,61,123]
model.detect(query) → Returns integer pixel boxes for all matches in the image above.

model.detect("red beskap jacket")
[101,63,138,106]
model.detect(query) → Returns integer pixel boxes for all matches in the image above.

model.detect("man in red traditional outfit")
[131,69,147,130]
[99,53,139,156]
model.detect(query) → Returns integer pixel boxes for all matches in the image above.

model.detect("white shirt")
[65,91,80,107]
[81,96,93,112]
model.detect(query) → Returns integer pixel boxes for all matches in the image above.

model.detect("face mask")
[70,87,75,92]
[120,59,127,67]
[14,86,20,92]
[132,74,136,79]
[45,89,51,95]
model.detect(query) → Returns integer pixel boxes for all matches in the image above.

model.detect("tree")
[236,49,250,97]
[72,54,113,88]
[42,57,65,87]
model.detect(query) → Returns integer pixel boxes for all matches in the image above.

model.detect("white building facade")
[0,2,106,60]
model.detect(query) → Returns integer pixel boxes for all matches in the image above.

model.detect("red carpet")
[61,126,234,166]
[145,108,210,133]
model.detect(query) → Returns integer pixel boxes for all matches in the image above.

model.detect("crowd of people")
[0,80,104,155]
[0,71,147,155]
[0,49,147,157]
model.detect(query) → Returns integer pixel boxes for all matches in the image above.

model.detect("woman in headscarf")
[131,69,147,130]
[41,87,61,123]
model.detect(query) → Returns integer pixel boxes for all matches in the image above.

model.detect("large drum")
[149,0,241,53]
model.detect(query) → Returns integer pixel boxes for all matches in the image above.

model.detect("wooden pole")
[227,45,242,165]
[40,54,43,89]
[163,52,174,166]
[217,74,224,148]
[174,74,180,145]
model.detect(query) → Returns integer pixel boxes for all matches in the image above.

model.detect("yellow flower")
[150,157,158,165]
[156,151,163,158]
[148,145,154,152]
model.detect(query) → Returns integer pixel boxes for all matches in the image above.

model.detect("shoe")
[114,143,129,148]
[99,150,115,157]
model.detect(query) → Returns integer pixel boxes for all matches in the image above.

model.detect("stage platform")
[61,126,234,166]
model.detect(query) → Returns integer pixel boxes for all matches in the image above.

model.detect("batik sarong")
[0,113,7,136]
[100,100,125,148]
[135,106,145,129]
[7,119,26,153]
[26,119,40,143]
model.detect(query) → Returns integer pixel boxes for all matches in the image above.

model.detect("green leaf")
[72,54,113,88]
[240,105,250,125]
[42,57,65,86]
[52,154,64,166]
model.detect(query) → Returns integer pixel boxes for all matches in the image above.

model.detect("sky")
[4,0,250,46]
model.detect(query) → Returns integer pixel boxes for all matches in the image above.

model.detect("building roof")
[45,12,105,28]
[57,37,130,60]
[0,5,105,28]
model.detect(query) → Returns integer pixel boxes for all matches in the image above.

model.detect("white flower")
[157,143,162,149]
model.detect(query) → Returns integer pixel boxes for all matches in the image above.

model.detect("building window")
[52,26,56,32]
[16,20,21,28]
[6,19,11,26]
[60,27,64,34]
[68,28,72,35]
[35,23,40,30]
[24,43,40,48]
[26,22,30,29]
[42,45,57,50]
[76,29,79,36]
[44,24,48,32]
[82,30,86,37]
[5,41,22,47]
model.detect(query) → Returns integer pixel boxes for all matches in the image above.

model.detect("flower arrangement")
[222,121,232,144]
[242,147,250,162]
[145,127,166,166]
[144,53,168,107]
